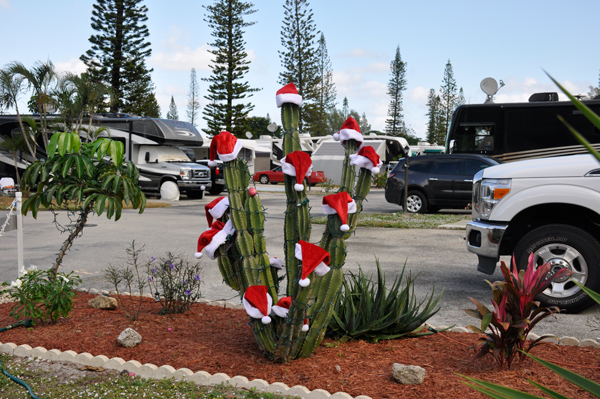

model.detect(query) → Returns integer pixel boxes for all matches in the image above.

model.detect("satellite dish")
[267,123,278,133]
[480,78,499,96]
[245,131,253,139]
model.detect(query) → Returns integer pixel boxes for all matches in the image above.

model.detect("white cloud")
[0,0,10,9]
[408,86,430,104]
[346,62,389,74]
[493,77,590,103]
[151,42,213,72]
[54,58,87,75]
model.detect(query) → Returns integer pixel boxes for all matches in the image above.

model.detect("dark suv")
[385,154,499,213]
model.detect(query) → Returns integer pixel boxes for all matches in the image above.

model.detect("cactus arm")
[246,193,277,299]
[345,167,372,238]
[339,140,357,193]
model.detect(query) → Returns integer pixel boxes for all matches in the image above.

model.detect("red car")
[252,167,327,185]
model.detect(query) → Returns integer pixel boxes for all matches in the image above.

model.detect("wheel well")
[499,203,600,256]
[405,186,427,198]
[160,177,178,188]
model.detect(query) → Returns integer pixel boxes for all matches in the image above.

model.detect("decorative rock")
[527,333,540,341]
[560,336,580,346]
[172,368,194,381]
[88,295,118,310]
[117,328,142,348]
[265,382,289,394]
[208,373,230,384]
[451,327,469,333]
[0,343,17,355]
[330,393,354,399]
[186,370,211,385]
[88,355,109,368]
[224,301,237,309]
[355,396,374,399]
[212,300,224,307]
[539,334,559,344]
[58,350,77,362]
[41,349,61,361]
[137,363,158,379]
[155,365,176,380]
[89,288,100,294]
[109,291,119,296]
[197,298,211,304]
[13,344,32,357]
[29,347,48,358]
[229,376,249,386]
[101,290,110,295]
[73,352,94,365]
[122,360,142,374]
[76,288,88,292]
[104,357,126,371]
[392,363,426,385]
[307,388,332,399]
[245,378,269,390]
[287,385,311,396]
[580,339,600,348]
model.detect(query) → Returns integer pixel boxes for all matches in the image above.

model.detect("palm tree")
[62,72,110,141]
[0,134,26,186]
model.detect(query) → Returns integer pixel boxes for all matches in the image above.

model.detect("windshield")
[139,146,190,163]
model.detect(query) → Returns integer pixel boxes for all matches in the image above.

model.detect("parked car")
[252,166,327,186]
[196,159,225,195]
[385,154,500,213]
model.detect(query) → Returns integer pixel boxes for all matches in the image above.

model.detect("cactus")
[200,85,374,363]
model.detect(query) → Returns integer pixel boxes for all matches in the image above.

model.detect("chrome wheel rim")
[533,243,588,299]
[260,176,268,184]
[406,195,422,213]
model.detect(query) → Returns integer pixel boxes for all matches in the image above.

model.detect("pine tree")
[385,45,407,137]
[80,0,154,114]
[202,0,259,138]
[342,97,349,118]
[457,87,466,106]
[304,33,336,136]
[438,59,458,140]
[279,0,320,133]
[187,68,201,126]
[166,96,179,120]
[121,58,160,117]
[426,88,442,144]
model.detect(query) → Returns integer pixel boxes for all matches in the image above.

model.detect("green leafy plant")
[104,240,148,321]
[20,132,146,274]
[465,254,570,369]
[372,172,387,188]
[1,266,81,324]
[327,259,442,341]
[318,178,337,193]
[147,253,203,314]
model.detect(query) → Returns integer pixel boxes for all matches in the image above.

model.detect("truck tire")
[259,175,269,184]
[405,191,427,213]
[160,181,180,201]
[186,189,204,199]
[514,224,600,313]
[208,185,224,195]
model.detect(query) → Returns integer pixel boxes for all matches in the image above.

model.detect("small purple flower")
[185,290,191,295]
[151,257,156,261]
[194,274,200,281]
[148,277,152,282]
[170,262,175,269]
[152,269,157,274]
[183,280,186,285]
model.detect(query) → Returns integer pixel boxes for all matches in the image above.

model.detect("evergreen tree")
[187,68,201,126]
[342,97,349,118]
[426,88,442,144]
[166,96,179,120]
[457,87,466,106]
[80,0,154,114]
[438,59,458,140]
[385,45,407,137]
[278,0,320,133]
[202,0,259,138]
[121,59,160,117]
[305,33,336,136]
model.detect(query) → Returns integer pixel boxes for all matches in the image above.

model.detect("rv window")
[456,125,494,152]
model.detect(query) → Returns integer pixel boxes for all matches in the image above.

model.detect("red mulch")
[0,293,598,399]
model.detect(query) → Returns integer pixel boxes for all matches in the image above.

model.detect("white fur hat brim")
[243,292,273,321]
[209,197,230,220]
[269,257,283,269]
[271,305,289,318]
[350,153,383,174]
[321,200,357,216]
[276,93,303,108]
[203,220,235,260]
[338,128,364,145]
[281,156,313,178]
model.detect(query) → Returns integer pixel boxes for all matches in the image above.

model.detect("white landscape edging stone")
[3,289,597,399]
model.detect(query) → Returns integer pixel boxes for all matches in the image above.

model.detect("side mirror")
[145,152,150,162]
[449,140,456,154]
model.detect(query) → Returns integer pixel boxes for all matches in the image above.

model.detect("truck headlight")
[180,168,192,180]
[478,178,511,219]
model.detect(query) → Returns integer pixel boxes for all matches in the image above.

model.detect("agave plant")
[465,253,570,368]
[327,259,442,342]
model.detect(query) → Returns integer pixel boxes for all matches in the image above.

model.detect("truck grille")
[193,170,209,179]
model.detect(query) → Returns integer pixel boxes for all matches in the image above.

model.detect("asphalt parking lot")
[1,186,599,340]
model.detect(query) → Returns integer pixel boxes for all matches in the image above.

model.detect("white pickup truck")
[466,154,600,312]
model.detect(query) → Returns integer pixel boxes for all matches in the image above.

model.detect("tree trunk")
[52,208,90,275]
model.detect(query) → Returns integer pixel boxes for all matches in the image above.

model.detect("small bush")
[327,259,442,342]
[318,178,337,193]
[372,172,387,188]
[2,266,81,324]
[147,253,203,314]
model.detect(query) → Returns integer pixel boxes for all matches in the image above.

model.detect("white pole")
[16,192,23,277]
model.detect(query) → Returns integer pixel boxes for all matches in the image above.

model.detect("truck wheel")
[405,191,427,213]
[514,224,600,313]
[208,185,224,195]
[186,190,204,199]
[259,175,269,184]
[160,181,180,201]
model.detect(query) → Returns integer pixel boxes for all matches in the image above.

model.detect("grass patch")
[312,212,470,229]
[0,196,171,210]
[0,354,299,399]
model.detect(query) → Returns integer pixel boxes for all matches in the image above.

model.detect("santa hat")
[269,257,283,270]
[302,318,309,332]
[208,131,243,166]
[194,219,235,260]
[295,240,331,287]
[243,286,272,324]
[205,196,229,227]
[276,83,303,108]
[350,146,383,174]
[322,191,357,232]
[281,151,313,191]
[333,117,364,146]
[271,296,292,318]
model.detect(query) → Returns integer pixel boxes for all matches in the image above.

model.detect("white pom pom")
[333,133,340,141]
[294,183,304,191]
[302,323,309,332]
[261,316,272,324]
[299,278,310,287]
[200,185,206,191]
[208,160,217,167]
[340,224,350,232]
[194,252,203,259]
[371,167,381,174]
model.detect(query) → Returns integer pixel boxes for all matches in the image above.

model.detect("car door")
[428,157,463,205]
[271,166,284,182]
[457,158,494,202]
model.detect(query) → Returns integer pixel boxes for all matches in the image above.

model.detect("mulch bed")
[0,292,598,399]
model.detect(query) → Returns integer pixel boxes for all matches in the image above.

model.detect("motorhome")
[0,115,212,200]
[445,93,600,162]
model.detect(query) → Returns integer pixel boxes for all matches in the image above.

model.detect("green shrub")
[372,172,387,188]
[326,259,442,341]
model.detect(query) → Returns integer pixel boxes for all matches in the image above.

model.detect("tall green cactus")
[208,97,373,363]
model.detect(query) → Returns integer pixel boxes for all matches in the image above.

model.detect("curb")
[1,288,598,399]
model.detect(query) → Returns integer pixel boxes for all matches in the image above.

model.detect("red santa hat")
[243,285,272,324]
[208,131,243,166]
[205,196,229,227]
[321,191,357,232]
[281,151,313,191]
[302,318,309,332]
[333,117,364,146]
[295,240,331,287]
[350,146,383,174]
[194,219,235,260]
[269,257,283,270]
[276,83,303,108]
[271,296,292,318]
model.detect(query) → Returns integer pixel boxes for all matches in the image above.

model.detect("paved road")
[1,187,598,340]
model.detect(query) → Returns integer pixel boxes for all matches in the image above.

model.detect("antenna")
[480,77,505,103]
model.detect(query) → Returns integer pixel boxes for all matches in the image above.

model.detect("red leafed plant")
[464,253,571,369]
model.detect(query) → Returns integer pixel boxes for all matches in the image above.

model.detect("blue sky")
[1,0,599,139]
